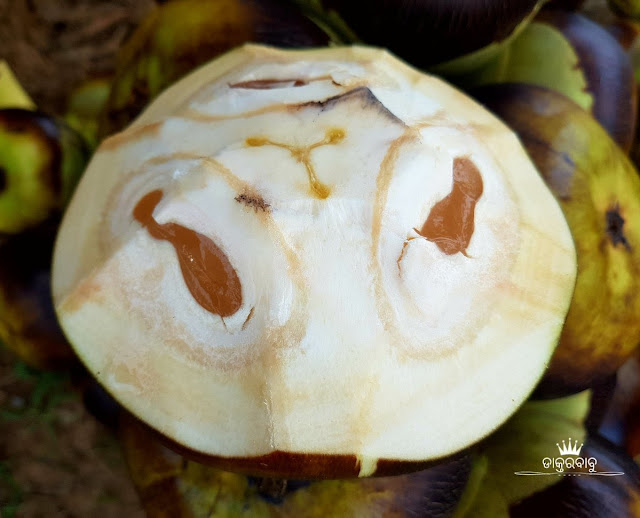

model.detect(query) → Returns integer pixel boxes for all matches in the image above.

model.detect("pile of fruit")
[3,0,640,515]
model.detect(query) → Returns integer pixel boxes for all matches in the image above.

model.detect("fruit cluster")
[3,0,640,516]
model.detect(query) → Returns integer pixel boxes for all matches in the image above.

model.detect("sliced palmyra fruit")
[51,45,577,478]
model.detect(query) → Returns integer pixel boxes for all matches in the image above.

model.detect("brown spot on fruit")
[133,190,242,318]
[606,205,631,250]
[229,75,341,90]
[230,78,308,89]
[235,193,270,212]
[417,157,484,255]
[0,166,6,193]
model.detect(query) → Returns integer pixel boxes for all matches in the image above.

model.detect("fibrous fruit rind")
[52,45,576,478]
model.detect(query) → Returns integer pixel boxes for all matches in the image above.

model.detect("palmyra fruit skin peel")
[52,45,576,478]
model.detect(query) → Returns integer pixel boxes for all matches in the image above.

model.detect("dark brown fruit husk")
[119,413,471,517]
[321,0,540,68]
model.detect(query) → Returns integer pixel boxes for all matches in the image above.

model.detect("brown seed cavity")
[606,205,631,251]
[133,190,242,317]
[416,157,484,256]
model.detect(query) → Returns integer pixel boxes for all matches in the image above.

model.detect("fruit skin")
[0,109,89,235]
[320,0,541,69]
[119,412,471,518]
[100,0,329,136]
[0,222,76,370]
[474,83,640,396]
[458,11,637,152]
[65,78,112,150]
[537,10,638,152]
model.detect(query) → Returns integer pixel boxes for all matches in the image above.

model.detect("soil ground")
[1,1,155,516]
[0,347,145,517]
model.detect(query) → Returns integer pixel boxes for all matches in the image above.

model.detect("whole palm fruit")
[0,109,88,235]
[475,83,640,395]
[319,0,541,68]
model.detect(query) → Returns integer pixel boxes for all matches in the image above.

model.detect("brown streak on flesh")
[229,75,340,90]
[182,103,299,123]
[499,279,568,315]
[59,276,104,314]
[179,83,372,123]
[100,121,163,151]
[417,157,483,256]
[396,237,417,275]
[235,193,270,212]
[245,128,346,199]
[242,306,255,330]
[295,87,406,126]
[371,129,420,261]
[370,130,420,337]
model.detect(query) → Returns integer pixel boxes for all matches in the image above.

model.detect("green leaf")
[448,22,593,114]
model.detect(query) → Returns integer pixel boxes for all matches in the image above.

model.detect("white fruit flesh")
[52,45,576,474]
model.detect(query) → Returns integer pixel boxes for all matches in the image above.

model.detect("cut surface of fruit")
[52,45,577,478]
